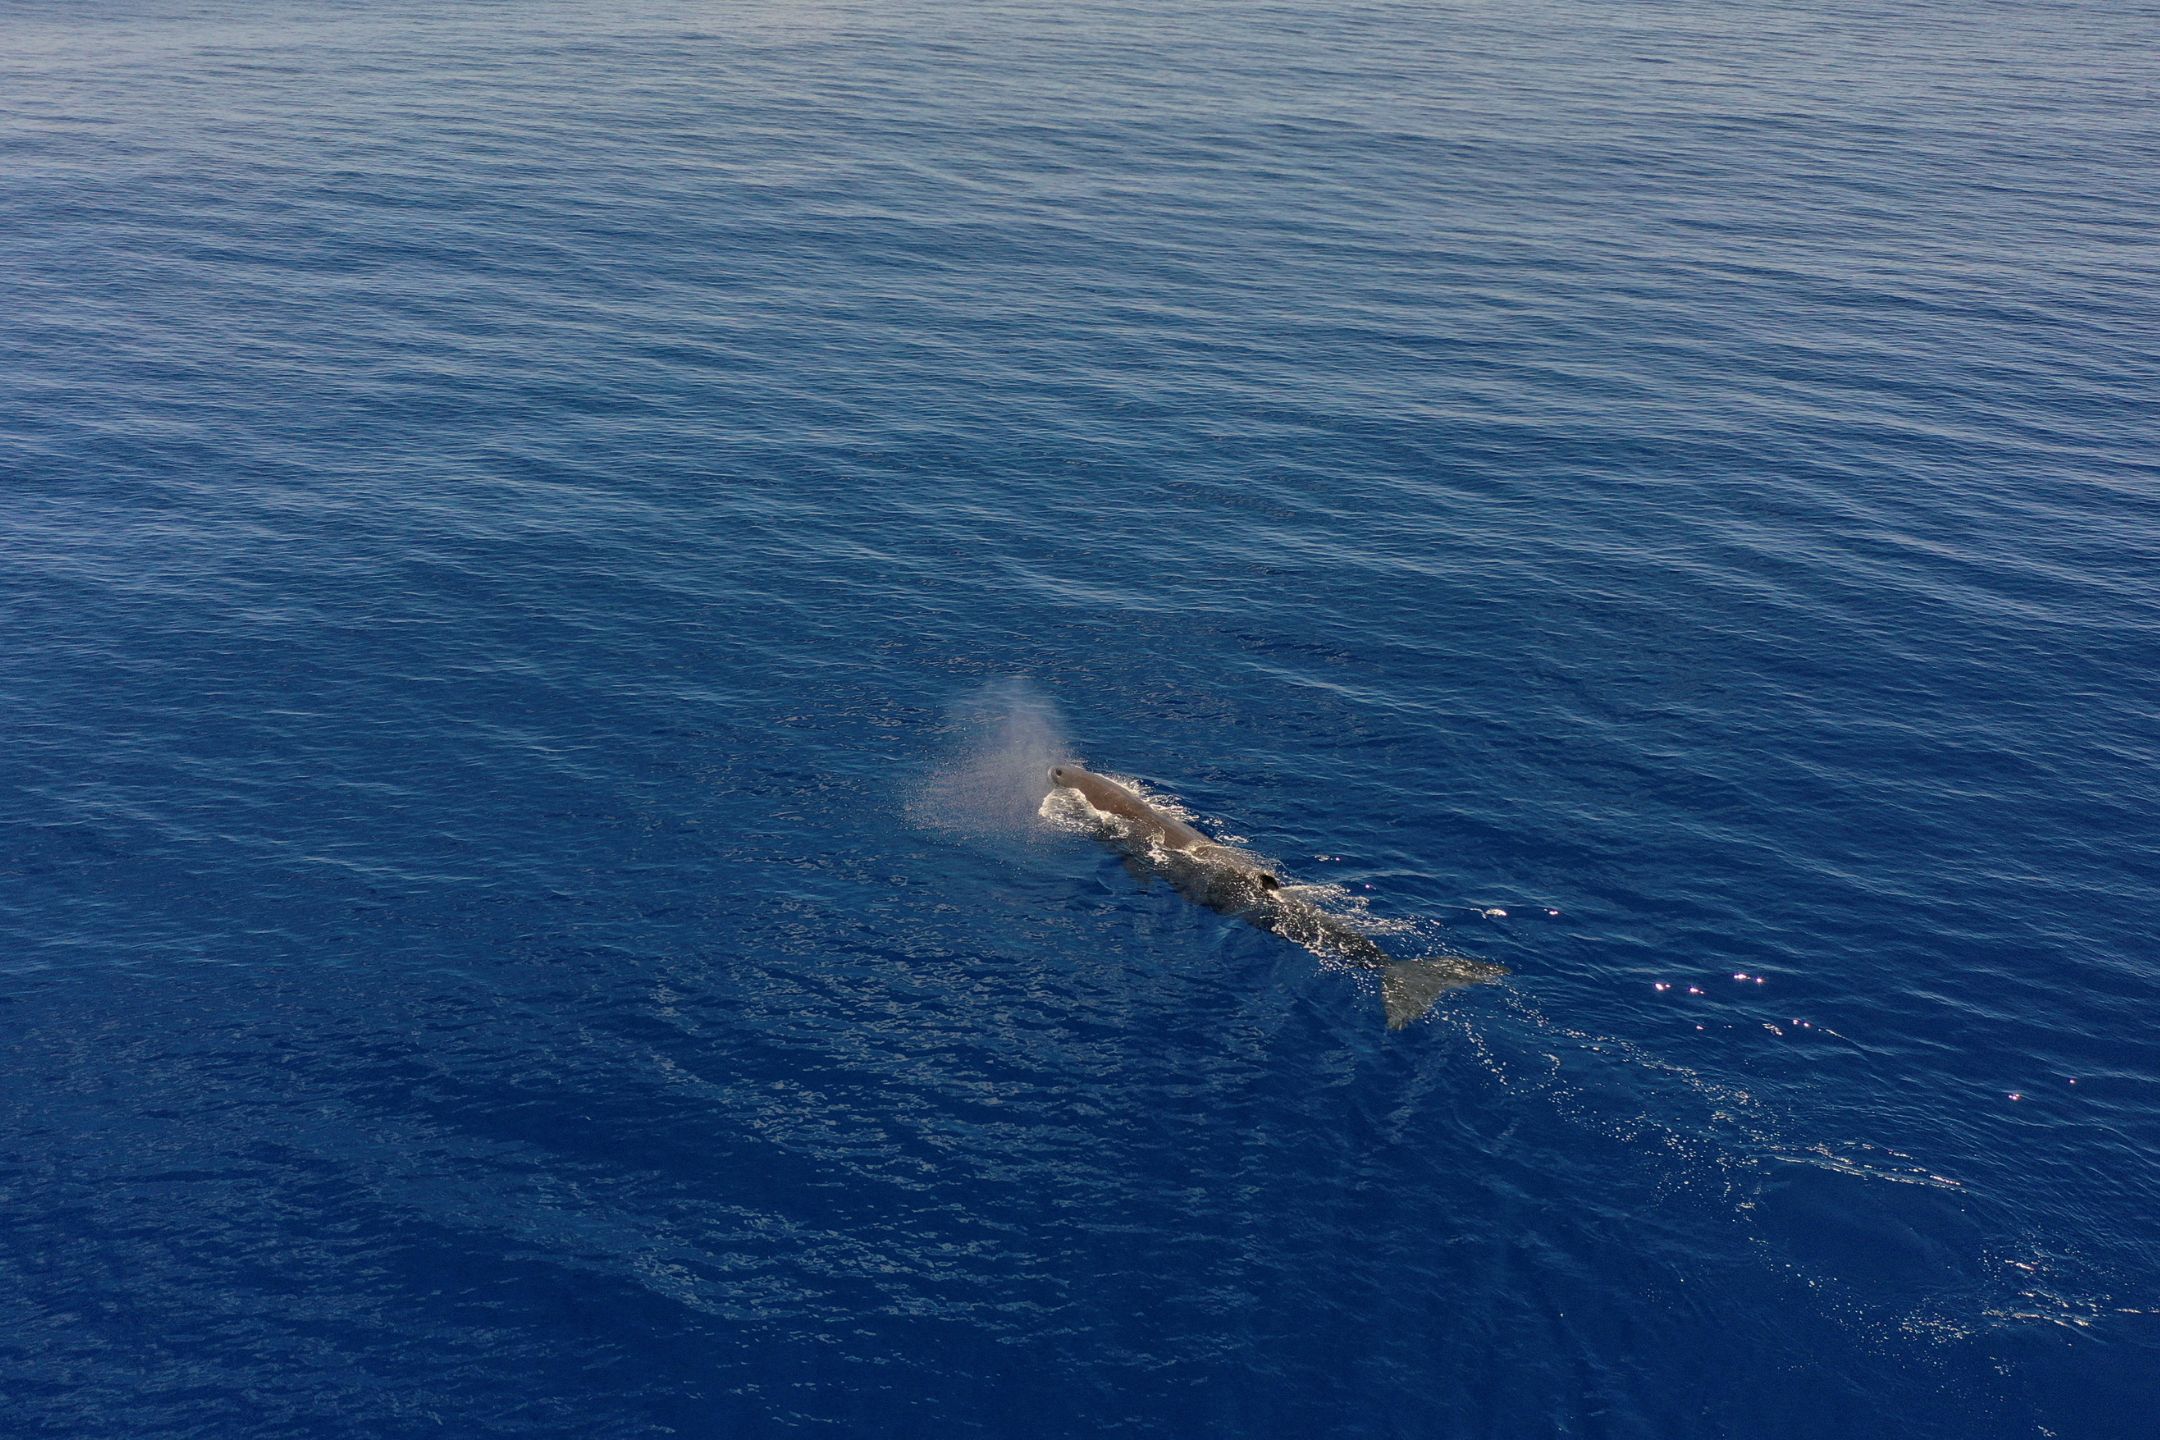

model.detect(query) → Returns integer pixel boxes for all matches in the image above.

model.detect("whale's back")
[1051,762,1506,1028]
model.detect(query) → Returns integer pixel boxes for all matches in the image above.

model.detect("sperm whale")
[1046,764,1504,1028]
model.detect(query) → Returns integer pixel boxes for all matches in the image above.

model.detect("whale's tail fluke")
[1381,956,1507,1030]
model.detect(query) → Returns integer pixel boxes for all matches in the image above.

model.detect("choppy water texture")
[4,2,2157,1436]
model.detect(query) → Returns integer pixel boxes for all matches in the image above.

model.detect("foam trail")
[910,680,1070,841]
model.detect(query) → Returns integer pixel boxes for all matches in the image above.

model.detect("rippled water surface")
[4,2,2157,1435]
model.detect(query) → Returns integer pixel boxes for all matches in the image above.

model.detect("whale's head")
[1047,764,1077,789]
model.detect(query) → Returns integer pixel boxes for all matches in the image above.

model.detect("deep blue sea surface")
[4,2,2157,1435]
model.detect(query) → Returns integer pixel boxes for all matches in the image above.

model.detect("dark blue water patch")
[4,1,2158,1436]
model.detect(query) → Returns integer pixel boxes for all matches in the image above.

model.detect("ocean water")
[3,1,2156,1435]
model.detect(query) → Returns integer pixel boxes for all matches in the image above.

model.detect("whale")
[1046,764,1504,1028]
